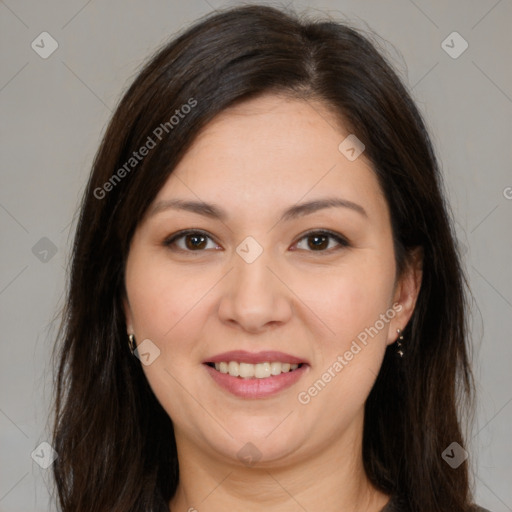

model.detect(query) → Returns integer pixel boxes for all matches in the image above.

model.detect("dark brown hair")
[51,4,475,511]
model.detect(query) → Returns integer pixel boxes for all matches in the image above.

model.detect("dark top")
[380,494,492,512]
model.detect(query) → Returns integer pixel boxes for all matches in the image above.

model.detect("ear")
[387,246,423,345]
[123,295,134,334]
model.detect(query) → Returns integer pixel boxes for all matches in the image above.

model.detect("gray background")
[1,0,511,510]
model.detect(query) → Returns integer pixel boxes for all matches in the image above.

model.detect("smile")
[203,361,309,399]
[206,361,304,379]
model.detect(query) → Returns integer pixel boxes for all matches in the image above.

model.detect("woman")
[51,4,489,511]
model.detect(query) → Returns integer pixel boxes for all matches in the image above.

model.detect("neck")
[168,411,391,512]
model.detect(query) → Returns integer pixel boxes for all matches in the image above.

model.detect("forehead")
[153,94,388,222]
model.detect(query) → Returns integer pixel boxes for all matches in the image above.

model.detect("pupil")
[186,234,206,250]
[309,234,327,250]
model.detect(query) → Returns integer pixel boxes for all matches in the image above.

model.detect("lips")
[202,350,309,398]
[204,350,308,365]
[209,361,303,379]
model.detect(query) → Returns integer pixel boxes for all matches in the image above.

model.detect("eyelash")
[163,229,350,255]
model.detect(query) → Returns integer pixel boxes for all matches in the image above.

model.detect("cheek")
[318,257,396,341]
[125,249,196,341]
[124,251,209,415]
[299,265,395,427]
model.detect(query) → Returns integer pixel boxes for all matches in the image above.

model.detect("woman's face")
[124,94,420,467]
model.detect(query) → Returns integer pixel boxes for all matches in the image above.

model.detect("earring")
[128,333,137,353]
[396,328,404,358]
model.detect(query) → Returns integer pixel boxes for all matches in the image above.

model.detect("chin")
[203,421,308,467]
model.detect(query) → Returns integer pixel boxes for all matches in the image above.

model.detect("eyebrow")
[149,196,368,222]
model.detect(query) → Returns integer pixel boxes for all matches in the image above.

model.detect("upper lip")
[204,350,308,365]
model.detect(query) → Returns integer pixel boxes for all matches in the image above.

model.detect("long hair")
[51,4,475,511]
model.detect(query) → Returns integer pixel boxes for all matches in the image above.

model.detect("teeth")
[270,362,282,375]
[213,361,302,379]
[255,362,271,378]
[228,361,238,376]
[239,362,255,378]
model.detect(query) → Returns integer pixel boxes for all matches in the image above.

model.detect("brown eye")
[164,229,349,254]
[164,230,218,252]
[294,230,349,252]
[185,233,207,250]
[306,233,329,250]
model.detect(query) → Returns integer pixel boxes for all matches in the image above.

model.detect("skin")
[123,94,422,512]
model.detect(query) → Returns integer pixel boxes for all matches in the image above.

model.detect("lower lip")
[203,363,309,399]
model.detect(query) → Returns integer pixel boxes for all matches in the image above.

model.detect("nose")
[217,249,293,333]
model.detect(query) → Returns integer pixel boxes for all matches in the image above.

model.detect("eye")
[163,230,220,252]
[293,230,350,253]
[163,229,350,254]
